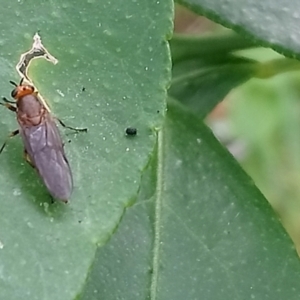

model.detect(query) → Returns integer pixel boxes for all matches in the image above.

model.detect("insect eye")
[22,87,26,91]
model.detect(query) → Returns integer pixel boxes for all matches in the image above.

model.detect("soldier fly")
[0,79,87,202]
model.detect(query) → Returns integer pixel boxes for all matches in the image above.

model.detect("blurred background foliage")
[175,4,300,254]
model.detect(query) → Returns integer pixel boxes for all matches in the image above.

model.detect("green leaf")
[176,0,300,58]
[169,56,256,118]
[0,0,173,299]
[169,32,300,119]
[169,33,257,118]
[170,32,257,64]
[79,99,300,299]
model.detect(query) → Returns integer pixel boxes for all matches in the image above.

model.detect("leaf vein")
[150,130,164,299]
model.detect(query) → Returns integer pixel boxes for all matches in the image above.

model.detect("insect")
[125,127,137,136]
[0,79,87,202]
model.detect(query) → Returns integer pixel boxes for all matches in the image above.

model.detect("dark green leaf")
[170,32,257,64]
[176,0,300,58]
[169,33,257,118]
[169,55,256,118]
[0,0,173,299]
[79,99,300,299]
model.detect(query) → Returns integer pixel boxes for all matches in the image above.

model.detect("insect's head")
[10,78,35,100]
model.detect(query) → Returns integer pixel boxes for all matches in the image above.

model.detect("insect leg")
[0,129,19,154]
[50,195,55,204]
[23,150,35,168]
[0,98,16,112]
[2,97,16,104]
[57,118,87,133]
[9,80,18,87]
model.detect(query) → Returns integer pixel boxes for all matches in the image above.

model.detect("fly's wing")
[19,114,73,201]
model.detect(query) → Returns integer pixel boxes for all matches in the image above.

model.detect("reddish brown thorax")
[12,84,46,127]
[11,84,34,99]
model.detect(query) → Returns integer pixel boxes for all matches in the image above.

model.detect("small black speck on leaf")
[125,127,137,136]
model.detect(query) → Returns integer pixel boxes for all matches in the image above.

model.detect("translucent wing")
[19,113,73,201]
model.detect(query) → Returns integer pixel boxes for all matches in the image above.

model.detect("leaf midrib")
[150,129,164,299]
